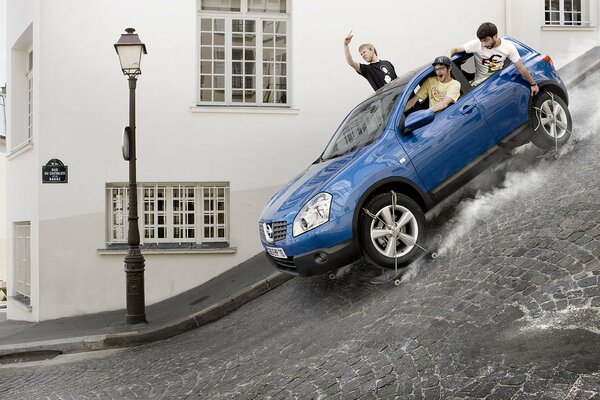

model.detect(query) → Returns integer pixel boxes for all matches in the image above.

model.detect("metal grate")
[272,221,286,241]
[259,221,287,242]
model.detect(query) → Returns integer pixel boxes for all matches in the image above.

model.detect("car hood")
[261,152,359,222]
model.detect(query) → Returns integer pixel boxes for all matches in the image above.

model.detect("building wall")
[0,137,5,283]
[5,0,600,320]
[507,0,600,68]
[6,0,39,321]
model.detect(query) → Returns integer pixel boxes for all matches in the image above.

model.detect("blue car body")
[259,37,569,276]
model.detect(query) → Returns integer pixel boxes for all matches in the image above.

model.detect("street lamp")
[114,28,148,325]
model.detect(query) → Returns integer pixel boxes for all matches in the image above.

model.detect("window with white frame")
[545,0,591,26]
[14,222,31,305]
[197,0,289,106]
[107,183,230,245]
[10,25,33,153]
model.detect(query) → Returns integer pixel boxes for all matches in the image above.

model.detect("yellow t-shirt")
[416,77,461,108]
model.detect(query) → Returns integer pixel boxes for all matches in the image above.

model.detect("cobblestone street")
[1,73,600,399]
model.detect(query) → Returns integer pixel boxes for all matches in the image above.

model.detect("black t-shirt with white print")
[358,60,397,91]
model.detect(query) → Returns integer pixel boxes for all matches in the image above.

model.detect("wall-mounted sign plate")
[42,159,68,183]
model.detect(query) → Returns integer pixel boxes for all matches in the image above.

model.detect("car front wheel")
[359,192,426,269]
[530,92,572,150]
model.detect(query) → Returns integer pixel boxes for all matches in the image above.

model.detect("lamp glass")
[116,45,143,75]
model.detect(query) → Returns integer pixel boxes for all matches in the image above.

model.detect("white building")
[0,88,5,286]
[5,0,600,321]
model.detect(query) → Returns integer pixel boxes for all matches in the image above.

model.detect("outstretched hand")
[344,31,353,46]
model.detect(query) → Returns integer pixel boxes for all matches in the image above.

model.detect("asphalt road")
[1,72,600,399]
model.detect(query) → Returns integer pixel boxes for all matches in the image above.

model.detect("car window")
[321,88,403,161]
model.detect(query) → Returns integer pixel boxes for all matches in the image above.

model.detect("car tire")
[530,92,572,150]
[359,192,426,269]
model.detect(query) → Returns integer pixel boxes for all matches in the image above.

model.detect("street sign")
[122,126,130,161]
[42,159,68,183]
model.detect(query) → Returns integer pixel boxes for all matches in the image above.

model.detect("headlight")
[293,193,332,237]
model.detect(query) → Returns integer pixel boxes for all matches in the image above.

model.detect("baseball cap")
[432,56,452,67]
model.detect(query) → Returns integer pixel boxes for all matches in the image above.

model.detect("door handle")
[460,104,476,115]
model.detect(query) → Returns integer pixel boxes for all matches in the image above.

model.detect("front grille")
[272,221,287,242]
[258,221,287,242]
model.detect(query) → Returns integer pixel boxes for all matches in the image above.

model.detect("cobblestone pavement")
[2,74,600,399]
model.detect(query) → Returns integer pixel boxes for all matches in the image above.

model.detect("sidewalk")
[0,47,597,362]
[0,253,292,359]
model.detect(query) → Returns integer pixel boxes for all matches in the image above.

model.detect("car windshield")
[321,86,404,161]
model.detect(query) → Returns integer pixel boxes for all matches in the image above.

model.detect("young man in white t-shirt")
[447,22,539,96]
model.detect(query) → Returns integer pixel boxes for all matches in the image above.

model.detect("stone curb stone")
[0,271,293,357]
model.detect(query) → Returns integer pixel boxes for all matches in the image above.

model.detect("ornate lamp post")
[114,28,148,324]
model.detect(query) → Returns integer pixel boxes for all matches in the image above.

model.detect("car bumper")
[265,239,360,277]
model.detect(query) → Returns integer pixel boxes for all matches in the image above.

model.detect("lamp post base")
[125,246,147,324]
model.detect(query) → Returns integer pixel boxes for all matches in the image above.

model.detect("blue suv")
[259,37,571,276]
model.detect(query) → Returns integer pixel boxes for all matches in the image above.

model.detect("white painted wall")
[0,137,5,283]
[5,0,600,320]
[508,0,600,68]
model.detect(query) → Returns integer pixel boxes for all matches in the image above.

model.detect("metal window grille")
[0,92,6,138]
[14,223,31,300]
[198,0,289,106]
[110,187,129,242]
[545,0,589,26]
[173,185,196,240]
[201,185,229,241]
[108,184,229,244]
[26,72,33,140]
[143,186,168,241]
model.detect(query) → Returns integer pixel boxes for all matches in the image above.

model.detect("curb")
[558,46,600,89]
[0,271,293,357]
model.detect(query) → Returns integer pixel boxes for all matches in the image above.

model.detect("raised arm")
[343,33,361,72]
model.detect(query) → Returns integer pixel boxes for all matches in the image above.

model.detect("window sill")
[191,106,299,115]
[10,295,32,311]
[541,25,597,31]
[97,243,237,255]
[7,140,33,160]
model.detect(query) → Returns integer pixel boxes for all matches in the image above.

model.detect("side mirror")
[403,109,435,134]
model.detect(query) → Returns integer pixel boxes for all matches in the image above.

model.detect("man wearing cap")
[404,56,461,113]
[447,22,539,96]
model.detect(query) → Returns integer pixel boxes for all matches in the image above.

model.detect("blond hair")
[358,43,378,56]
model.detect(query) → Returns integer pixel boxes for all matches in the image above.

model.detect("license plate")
[266,246,287,259]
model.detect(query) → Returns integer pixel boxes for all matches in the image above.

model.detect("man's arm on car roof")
[447,45,465,58]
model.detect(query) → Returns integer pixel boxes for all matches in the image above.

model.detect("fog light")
[314,252,328,264]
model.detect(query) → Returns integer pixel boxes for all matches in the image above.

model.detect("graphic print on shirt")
[482,54,504,73]
[381,65,392,83]
[431,87,448,103]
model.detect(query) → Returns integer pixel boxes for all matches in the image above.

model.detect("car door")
[399,90,495,201]
[470,60,531,143]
